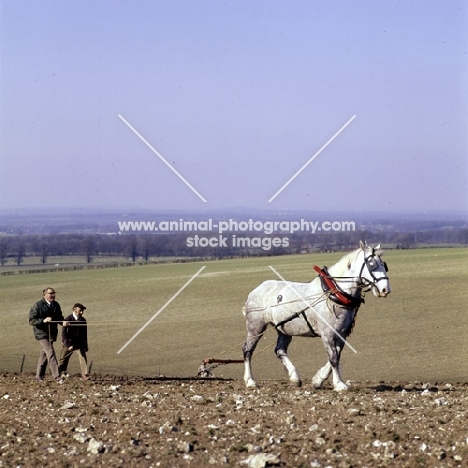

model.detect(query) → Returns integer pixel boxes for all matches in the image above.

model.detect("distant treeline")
[1,227,467,266]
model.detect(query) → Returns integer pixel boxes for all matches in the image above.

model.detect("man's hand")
[63,321,70,327]
[43,317,52,323]
[68,346,74,351]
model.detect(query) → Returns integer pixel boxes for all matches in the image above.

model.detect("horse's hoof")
[290,380,302,388]
[334,382,349,392]
[311,380,323,389]
[245,379,258,389]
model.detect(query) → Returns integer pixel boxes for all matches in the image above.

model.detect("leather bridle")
[357,253,389,291]
[314,251,389,305]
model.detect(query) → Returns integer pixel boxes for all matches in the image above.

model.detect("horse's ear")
[375,243,384,255]
[359,240,366,250]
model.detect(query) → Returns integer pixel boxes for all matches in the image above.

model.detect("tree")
[395,233,415,249]
[125,236,139,262]
[0,237,9,266]
[82,236,96,264]
[139,235,153,262]
[16,242,26,266]
[458,229,468,245]
[40,238,48,265]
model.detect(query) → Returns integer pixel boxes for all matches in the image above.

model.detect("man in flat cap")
[59,303,90,381]
[29,287,67,383]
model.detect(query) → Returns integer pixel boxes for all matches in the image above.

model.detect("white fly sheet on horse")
[242,241,391,391]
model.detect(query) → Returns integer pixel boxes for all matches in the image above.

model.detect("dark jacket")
[62,313,88,351]
[29,299,64,341]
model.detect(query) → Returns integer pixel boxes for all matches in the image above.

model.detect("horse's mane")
[327,247,362,277]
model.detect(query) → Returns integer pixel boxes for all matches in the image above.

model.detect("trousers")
[36,339,60,379]
[59,345,88,377]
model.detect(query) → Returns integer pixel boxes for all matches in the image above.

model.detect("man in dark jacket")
[29,287,67,383]
[59,303,90,381]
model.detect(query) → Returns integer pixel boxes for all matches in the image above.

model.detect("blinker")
[366,256,388,273]
[366,256,378,271]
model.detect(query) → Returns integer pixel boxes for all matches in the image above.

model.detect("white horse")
[242,241,391,391]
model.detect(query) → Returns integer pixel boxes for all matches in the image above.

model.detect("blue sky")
[1,0,467,214]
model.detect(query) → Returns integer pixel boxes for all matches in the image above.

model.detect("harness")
[313,265,364,309]
[274,306,318,336]
[313,251,389,308]
[254,250,389,336]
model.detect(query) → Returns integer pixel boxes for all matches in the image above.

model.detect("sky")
[1,0,467,216]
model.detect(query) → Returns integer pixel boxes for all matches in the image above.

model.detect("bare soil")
[0,373,467,467]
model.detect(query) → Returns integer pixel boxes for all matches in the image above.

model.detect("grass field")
[1,247,467,384]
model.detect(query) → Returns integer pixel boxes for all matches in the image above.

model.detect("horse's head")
[358,241,391,298]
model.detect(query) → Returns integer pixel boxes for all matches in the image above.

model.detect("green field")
[1,247,467,383]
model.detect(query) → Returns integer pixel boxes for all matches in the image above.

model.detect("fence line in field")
[0,256,217,276]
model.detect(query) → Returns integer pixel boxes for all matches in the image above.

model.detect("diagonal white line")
[118,114,207,202]
[268,266,357,353]
[268,115,356,202]
[117,266,206,354]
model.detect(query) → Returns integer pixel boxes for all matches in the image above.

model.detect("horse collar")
[313,265,364,309]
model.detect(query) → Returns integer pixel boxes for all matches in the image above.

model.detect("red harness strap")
[313,265,363,308]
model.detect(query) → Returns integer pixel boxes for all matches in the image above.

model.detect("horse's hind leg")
[242,318,267,388]
[275,332,301,387]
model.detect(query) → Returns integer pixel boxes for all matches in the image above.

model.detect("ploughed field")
[1,373,467,467]
[1,248,467,466]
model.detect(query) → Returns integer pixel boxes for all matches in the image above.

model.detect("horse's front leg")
[315,334,348,392]
[329,342,348,392]
[311,361,332,389]
[275,332,301,387]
